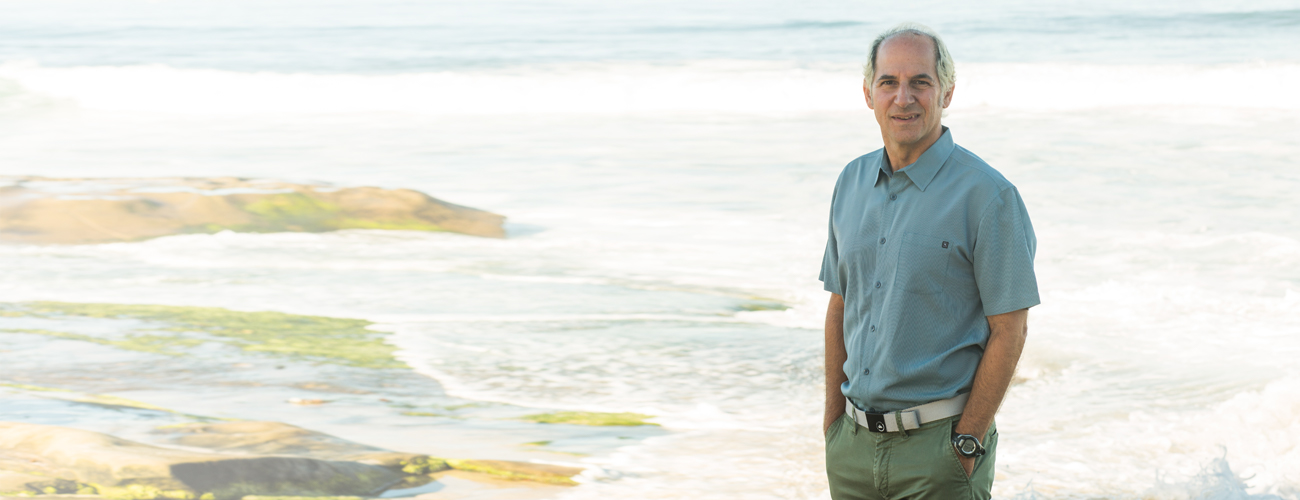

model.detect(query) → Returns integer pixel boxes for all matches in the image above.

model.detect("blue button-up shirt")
[820,128,1040,412]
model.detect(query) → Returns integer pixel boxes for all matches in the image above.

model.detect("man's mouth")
[891,113,921,123]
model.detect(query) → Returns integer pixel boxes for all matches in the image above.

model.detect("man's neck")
[883,126,944,172]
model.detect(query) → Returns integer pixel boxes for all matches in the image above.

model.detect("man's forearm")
[824,293,848,435]
[954,308,1029,441]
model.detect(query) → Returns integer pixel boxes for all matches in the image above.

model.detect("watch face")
[960,439,977,454]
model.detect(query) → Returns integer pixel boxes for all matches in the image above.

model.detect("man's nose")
[893,84,915,106]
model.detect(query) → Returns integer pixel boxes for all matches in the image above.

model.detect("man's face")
[865,34,954,153]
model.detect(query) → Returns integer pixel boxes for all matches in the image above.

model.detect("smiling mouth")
[891,113,921,122]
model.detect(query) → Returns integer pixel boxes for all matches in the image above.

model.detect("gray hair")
[863,23,956,95]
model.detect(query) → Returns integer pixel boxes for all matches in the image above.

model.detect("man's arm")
[953,308,1029,475]
[824,293,848,436]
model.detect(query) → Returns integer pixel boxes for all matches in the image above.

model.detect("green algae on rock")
[241,497,363,500]
[520,411,658,427]
[444,460,580,486]
[94,482,201,500]
[397,456,449,475]
[8,302,404,369]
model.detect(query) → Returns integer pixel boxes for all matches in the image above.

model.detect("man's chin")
[884,125,941,147]
[883,130,923,146]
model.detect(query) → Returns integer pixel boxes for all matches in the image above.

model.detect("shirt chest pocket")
[896,232,952,295]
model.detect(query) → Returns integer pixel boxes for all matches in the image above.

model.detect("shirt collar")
[873,127,955,192]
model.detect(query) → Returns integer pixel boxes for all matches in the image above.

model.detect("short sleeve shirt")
[819,128,1039,412]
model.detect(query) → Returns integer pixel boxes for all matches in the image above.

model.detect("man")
[820,23,1039,500]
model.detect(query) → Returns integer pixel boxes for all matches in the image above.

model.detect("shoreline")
[0,301,666,500]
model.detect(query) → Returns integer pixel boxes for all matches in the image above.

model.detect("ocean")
[0,0,1298,498]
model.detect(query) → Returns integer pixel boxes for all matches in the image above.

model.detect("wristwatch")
[951,433,986,458]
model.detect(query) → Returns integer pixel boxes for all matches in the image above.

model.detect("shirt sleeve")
[819,186,844,296]
[973,186,1040,316]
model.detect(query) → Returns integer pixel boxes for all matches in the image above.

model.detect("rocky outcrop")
[0,421,583,500]
[0,470,91,496]
[0,422,403,500]
[157,421,388,458]
[157,422,582,486]
[0,176,505,244]
[157,421,428,472]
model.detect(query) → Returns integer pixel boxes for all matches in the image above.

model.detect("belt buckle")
[863,412,889,433]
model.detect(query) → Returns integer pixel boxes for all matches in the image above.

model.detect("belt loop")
[894,411,908,438]
[846,398,859,435]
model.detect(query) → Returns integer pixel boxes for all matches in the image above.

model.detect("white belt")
[845,393,968,433]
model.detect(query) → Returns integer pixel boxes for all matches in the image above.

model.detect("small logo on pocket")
[941,241,949,249]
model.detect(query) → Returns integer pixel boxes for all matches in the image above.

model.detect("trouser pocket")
[967,423,997,499]
[942,419,998,500]
[825,414,881,500]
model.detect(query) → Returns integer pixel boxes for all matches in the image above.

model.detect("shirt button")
[890,194,897,201]
[870,325,876,332]
[863,368,870,375]
[879,237,886,245]
[875,281,881,288]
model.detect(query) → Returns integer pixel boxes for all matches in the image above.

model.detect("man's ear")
[864,81,874,109]
[941,84,955,108]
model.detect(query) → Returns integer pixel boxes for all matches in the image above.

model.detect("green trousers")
[825,413,997,500]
